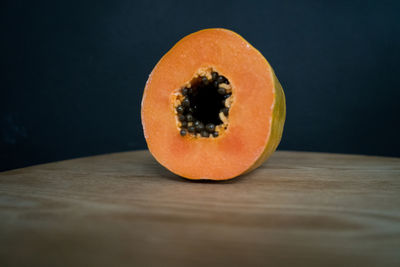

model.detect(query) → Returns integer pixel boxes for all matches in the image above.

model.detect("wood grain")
[0,150,399,267]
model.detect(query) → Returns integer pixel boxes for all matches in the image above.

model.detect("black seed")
[217,75,226,84]
[181,121,188,128]
[221,107,229,116]
[196,122,204,131]
[182,98,190,107]
[217,87,226,95]
[188,107,194,113]
[176,105,184,114]
[180,129,187,136]
[188,126,195,133]
[188,88,193,94]
[182,87,188,96]
[178,114,186,122]
[201,130,210,137]
[206,123,215,132]
[186,114,194,122]
[212,131,219,137]
[211,71,218,81]
[224,93,231,99]
[194,120,201,127]
[201,76,209,85]
[213,80,219,88]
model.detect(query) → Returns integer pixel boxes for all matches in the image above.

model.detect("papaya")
[141,28,286,180]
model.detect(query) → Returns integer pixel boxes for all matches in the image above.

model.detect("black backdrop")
[1,0,399,171]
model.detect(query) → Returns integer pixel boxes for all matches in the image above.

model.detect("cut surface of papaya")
[141,28,286,180]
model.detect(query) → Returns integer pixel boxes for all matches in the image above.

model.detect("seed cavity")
[174,69,232,138]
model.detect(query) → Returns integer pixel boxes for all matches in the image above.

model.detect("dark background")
[1,0,399,171]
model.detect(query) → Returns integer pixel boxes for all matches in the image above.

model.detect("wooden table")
[0,150,399,267]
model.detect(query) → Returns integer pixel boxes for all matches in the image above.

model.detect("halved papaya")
[141,28,286,180]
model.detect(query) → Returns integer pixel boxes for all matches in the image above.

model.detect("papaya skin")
[141,28,286,180]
